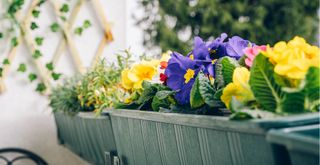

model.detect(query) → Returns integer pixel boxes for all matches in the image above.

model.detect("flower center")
[189,54,194,60]
[184,69,195,83]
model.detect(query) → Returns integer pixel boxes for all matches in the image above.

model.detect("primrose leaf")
[249,54,281,112]
[215,56,239,89]
[190,73,205,109]
[152,90,175,111]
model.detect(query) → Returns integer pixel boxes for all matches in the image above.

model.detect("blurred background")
[0,0,318,164]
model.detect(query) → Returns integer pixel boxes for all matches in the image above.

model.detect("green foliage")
[51,72,62,81]
[50,23,60,32]
[17,63,26,72]
[0,68,3,77]
[11,37,18,47]
[115,81,174,111]
[45,62,54,71]
[3,59,10,65]
[83,20,91,29]
[151,90,175,111]
[249,54,281,112]
[50,77,90,115]
[281,67,320,113]
[0,33,3,39]
[137,0,318,54]
[60,4,69,13]
[30,22,39,30]
[36,83,46,93]
[215,57,240,89]
[7,0,25,16]
[32,50,42,59]
[74,27,83,35]
[28,73,37,82]
[190,72,222,109]
[76,58,127,114]
[32,10,40,18]
[35,37,44,46]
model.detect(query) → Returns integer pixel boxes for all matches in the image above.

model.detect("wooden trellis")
[0,0,113,94]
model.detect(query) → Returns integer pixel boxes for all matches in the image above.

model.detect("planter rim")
[267,124,319,155]
[106,109,319,134]
[54,111,110,119]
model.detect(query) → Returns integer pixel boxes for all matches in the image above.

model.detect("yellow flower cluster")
[264,36,320,79]
[221,67,255,109]
[121,60,159,90]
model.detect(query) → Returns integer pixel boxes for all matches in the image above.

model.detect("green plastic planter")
[54,112,117,165]
[109,109,319,165]
[267,124,319,165]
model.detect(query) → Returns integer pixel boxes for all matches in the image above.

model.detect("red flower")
[160,73,167,82]
[160,61,168,69]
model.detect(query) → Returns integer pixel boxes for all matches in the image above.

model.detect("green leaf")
[32,50,42,59]
[32,10,40,18]
[17,63,27,72]
[215,56,240,89]
[238,55,247,67]
[60,4,69,13]
[137,82,159,104]
[45,62,54,71]
[151,90,175,111]
[50,23,60,32]
[36,83,46,93]
[74,27,83,35]
[230,109,277,120]
[28,73,37,82]
[51,72,62,80]
[37,0,46,6]
[35,37,44,46]
[190,73,205,108]
[83,20,91,29]
[11,37,18,47]
[0,32,3,39]
[3,59,10,65]
[249,54,281,112]
[0,67,3,77]
[60,16,67,22]
[198,72,220,107]
[281,67,320,113]
[30,22,39,30]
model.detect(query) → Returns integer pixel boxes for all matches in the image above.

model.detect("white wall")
[0,0,144,164]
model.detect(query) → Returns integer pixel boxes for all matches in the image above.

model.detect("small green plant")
[50,76,92,115]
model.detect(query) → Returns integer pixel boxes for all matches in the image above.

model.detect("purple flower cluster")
[164,33,252,105]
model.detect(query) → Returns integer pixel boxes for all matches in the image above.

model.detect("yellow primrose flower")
[221,67,255,109]
[121,69,134,90]
[121,60,159,90]
[264,36,320,80]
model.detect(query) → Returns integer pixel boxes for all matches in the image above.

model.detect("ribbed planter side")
[267,125,320,165]
[109,110,319,165]
[54,112,117,165]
